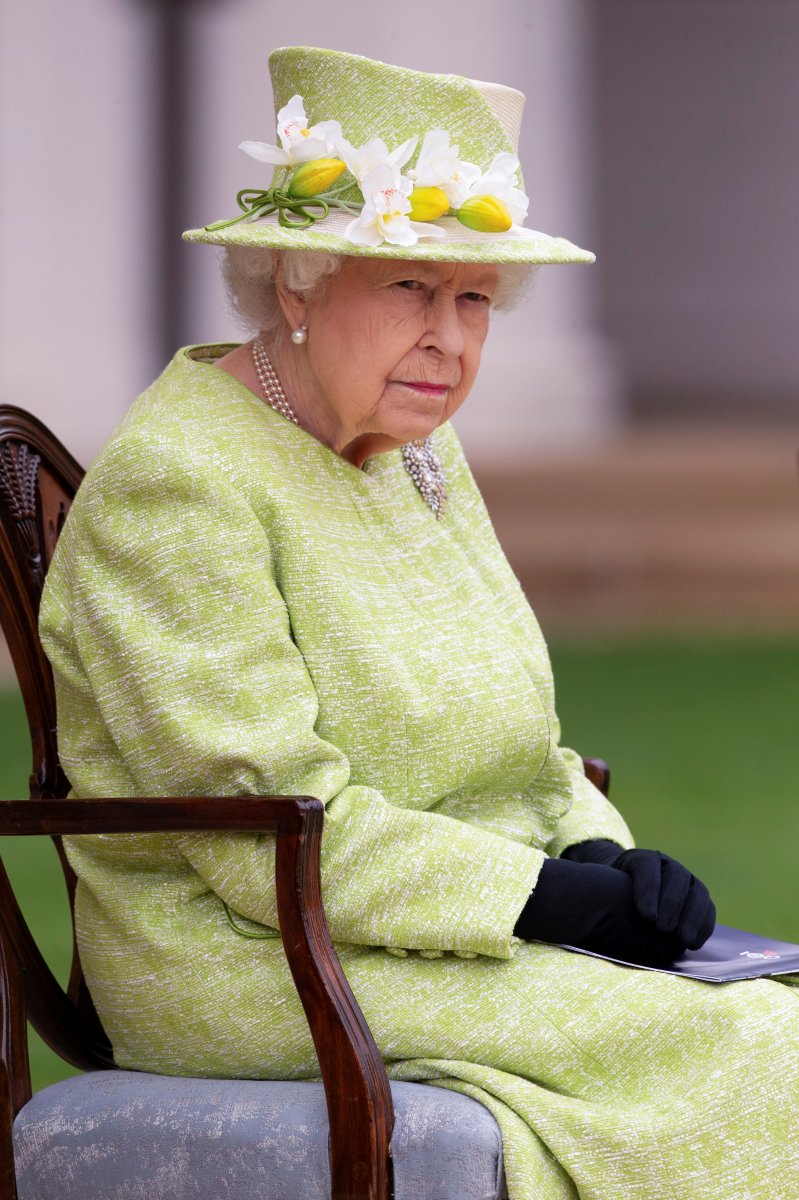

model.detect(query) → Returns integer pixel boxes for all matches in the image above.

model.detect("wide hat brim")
[183,210,594,265]
[182,46,595,266]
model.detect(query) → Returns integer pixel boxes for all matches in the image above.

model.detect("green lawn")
[548,637,799,942]
[2,635,798,1093]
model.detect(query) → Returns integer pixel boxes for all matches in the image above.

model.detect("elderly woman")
[39,46,799,1200]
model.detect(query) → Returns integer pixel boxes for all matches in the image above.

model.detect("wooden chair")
[0,403,610,1200]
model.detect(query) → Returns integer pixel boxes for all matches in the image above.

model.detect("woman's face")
[278,256,498,463]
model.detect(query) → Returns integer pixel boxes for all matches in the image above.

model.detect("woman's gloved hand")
[562,839,716,951]
[514,857,687,967]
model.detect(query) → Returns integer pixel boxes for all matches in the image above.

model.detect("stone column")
[0,0,152,467]
[455,0,624,462]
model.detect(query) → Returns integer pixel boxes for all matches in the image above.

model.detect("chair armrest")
[0,796,394,1200]
[581,757,611,796]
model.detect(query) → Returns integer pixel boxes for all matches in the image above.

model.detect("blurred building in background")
[1,0,797,654]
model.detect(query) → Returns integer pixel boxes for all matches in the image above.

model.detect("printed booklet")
[561,923,799,983]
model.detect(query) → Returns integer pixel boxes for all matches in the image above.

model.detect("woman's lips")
[395,381,450,396]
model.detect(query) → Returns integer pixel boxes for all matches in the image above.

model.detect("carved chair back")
[0,404,112,1075]
[0,405,83,802]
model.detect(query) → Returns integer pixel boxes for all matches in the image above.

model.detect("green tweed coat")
[40,346,799,1200]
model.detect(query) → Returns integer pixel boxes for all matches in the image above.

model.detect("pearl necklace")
[251,336,299,424]
[250,336,448,519]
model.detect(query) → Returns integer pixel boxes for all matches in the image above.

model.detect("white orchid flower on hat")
[345,163,445,248]
[240,94,342,168]
[465,152,529,227]
[408,130,482,208]
[335,134,418,186]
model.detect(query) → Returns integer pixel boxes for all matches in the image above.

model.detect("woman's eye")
[396,279,424,291]
[462,292,490,304]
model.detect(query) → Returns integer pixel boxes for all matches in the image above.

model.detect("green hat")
[183,46,594,266]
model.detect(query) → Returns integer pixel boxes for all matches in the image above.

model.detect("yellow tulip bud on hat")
[408,187,450,222]
[287,157,347,198]
[456,194,513,233]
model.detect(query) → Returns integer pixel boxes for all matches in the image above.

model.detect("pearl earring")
[291,324,307,345]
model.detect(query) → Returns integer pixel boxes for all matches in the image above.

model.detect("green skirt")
[99,927,799,1200]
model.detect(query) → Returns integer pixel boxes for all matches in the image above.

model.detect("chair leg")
[0,1117,19,1200]
[0,933,29,1200]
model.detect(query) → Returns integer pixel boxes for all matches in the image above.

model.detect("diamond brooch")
[401,437,448,518]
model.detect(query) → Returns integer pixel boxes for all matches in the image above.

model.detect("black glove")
[562,839,716,951]
[514,857,687,967]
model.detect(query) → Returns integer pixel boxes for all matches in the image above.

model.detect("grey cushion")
[13,1071,507,1200]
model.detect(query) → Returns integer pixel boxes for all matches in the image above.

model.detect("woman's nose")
[419,297,465,358]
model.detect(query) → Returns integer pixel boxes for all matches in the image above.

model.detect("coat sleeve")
[40,433,544,960]
[432,420,634,862]
[544,731,635,858]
